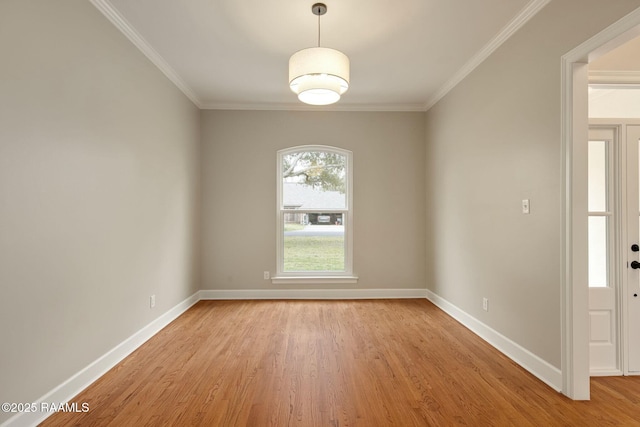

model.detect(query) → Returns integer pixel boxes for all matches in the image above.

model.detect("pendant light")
[289,3,350,106]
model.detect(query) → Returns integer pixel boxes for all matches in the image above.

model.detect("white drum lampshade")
[289,47,350,106]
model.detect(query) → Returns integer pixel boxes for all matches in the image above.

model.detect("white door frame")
[561,7,640,400]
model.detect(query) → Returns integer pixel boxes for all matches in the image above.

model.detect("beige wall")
[0,0,200,420]
[425,0,640,369]
[6,0,640,418]
[201,110,426,291]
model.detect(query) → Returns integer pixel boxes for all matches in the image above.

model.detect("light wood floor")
[41,300,640,426]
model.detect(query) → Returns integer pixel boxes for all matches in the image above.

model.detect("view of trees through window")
[282,151,346,193]
[280,148,350,273]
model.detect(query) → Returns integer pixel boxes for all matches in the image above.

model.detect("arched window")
[274,145,356,283]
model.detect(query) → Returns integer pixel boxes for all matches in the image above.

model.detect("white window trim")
[273,145,357,283]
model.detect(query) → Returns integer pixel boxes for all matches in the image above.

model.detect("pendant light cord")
[312,3,326,47]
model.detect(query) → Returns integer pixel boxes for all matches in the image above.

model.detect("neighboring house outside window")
[273,145,357,284]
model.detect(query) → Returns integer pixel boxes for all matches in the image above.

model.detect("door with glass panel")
[589,124,640,375]
[588,127,620,375]
[626,125,640,374]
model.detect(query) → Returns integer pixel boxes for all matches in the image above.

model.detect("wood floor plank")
[40,299,640,426]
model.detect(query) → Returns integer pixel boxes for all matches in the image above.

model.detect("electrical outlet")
[482,297,488,312]
[263,271,270,280]
[150,295,156,308]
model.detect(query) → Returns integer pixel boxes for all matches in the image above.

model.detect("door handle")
[631,261,640,269]
[633,244,640,252]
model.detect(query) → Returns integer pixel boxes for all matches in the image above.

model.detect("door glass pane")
[588,216,608,287]
[588,140,607,212]
[283,213,345,272]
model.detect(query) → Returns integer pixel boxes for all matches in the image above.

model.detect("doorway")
[563,9,640,399]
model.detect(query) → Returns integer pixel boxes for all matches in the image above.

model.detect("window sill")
[271,276,359,285]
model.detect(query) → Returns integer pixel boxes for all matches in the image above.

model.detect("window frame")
[273,145,357,284]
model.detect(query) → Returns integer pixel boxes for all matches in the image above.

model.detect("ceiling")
[91,0,547,111]
[590,33,640,72]
[589,33,640,118]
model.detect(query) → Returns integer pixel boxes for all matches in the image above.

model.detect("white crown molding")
[89,0,423,112]
[89,0,203,108]
[423,0,551,111]
[90,0,547,113]
[199,102,428,112]
[589,70,640,85]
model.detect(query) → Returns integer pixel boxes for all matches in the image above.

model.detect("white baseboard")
[425,289,563,392]
[1,292,200,427]
[590,369,622,377]
[198,288,428,300]
[2,288,423,427]
[3,287,562,427]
